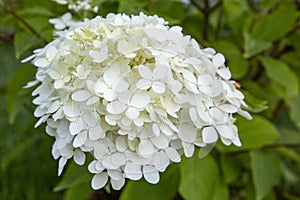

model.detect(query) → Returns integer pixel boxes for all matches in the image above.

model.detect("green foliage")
[1,0,300,199]
[250,150,281,200]
[179,154,219,200]
[120,163,180,200]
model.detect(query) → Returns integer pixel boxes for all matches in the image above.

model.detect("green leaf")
[120,163,180,200]
[220,154,242,184]
[5,64,35,123]
[149,0,184,24]
[251,2,297,42]
[217,116,280,152]
[243,32,272,58]
[0,42,21,87]
[14,31,41,59]
[63,181,93,200]
[250,150,281,200]
[179,154,219,200]
[212,180,229,200]
[222,0,250,42]
[1,134,41,172]
[53,160,92,192]
[289,95,300,128]
[117,0,147,14]
[241,90,268,113]
[260,57,299,97]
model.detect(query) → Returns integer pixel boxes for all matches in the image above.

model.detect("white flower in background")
[49,12,74,30]
[52,0,99,12]
[23,12,252,190]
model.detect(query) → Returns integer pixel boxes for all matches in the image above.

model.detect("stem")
[264,142,300,149]
[0,34,13,43]
[203,0,210,41]
[191,0,222,42]
[2,3,47,44]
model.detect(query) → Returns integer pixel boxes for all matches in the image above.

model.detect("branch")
[2,3,47,44]
[0,34,13,43]
[191,0,222,41]
[190,0,205,13]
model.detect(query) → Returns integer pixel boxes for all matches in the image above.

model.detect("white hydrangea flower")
[52,0,99,12]
[49,12,74,30]
[23,12,252,190]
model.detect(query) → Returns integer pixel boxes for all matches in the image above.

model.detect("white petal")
[108,169,123,181]
[189,107,198,121]
[209,107,226,123]
[164,147,181,163]
[217,68,231,80]
[124,162,142,180]
[152,124,160,136]
[86,96,99,105]
[184,81,199,94]
[136,79,152,90]
[103,89,116,101]
[54,79,65,89]
[215,125,233,139]
[34,106,47,117]
[232,135,242,147]
[153,152,170,172]
[111,152,126,167]
[73,131,87,147]
[63,104,80,118]
[130,92,150,109]
[178,123,197,143]
[89,126,104,140]
[58,157,67,175]
[102,157,118,169]
[116,136,128,152]
[212,53,225,68]
[197,74,212,86]
[219,104,238,113]
[111,177,125,190]
[152,66,167,80]
[69,117,84,135]
[138,140,154,157]
[125,107,140,119]
[48,70,60,79]
[202,126,218,143]
[46,46,57,61]
[88,160,101,173]
[73,149,85,165]
[114,79,129,92]
[138,65,152,80]
[182,141,194,157]
[34,57,49,67]
[150,134,169,149]
[152,81,165,94]
[104,68,118,86]
[95,81,108,93]
[71,90,91,102]
[91,172,108,190]
[107,101,127,114]
[145,28,168,43]
[143,165,160,184]
[83,112,97,127]
[238,109,252,120]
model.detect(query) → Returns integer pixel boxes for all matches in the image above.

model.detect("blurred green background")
[0,0,300,199]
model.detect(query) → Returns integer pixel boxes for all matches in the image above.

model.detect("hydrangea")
[52,0,99,12]
[23,12,251,190]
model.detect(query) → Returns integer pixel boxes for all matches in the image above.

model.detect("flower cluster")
[52,0,99,12]
[23,12,251,190]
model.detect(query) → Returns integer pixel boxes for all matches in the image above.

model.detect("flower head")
[23,12,251,190]
[52,0,99,12]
